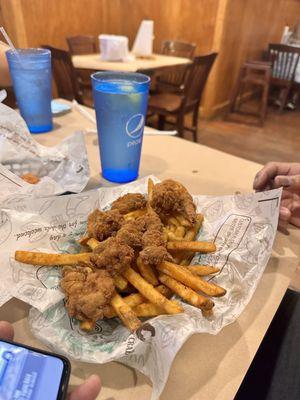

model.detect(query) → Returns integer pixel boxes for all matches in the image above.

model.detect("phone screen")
[0,340,65,400]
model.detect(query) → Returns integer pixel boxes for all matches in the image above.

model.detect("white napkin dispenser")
[99,34,129,61]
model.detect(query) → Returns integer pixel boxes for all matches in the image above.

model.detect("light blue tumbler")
[6,48,53,133]
[91,71,150,183]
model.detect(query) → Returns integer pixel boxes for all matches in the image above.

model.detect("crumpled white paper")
[0,176,281,399]
[0,102,90,199]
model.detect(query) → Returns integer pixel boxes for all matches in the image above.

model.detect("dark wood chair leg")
[158,114,166,130]
[279,87,290,114]
[260,81,270,125]
[192,108,199,142]
[228,67,245,114]
[237,81,246,112]
[176,114,184,137]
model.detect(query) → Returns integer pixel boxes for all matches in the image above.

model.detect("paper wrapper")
[0,177,281,399]
[0,102,89,199]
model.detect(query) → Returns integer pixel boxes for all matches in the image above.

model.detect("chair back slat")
[42,45,82,102]
[268,43,300,81]
[158,40,196,90]
[182,53,217,110]
[67,35,97,55]
[161,40,196,59]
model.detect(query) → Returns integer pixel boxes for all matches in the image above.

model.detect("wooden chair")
[268,43,300,112]
[66,35,97,55]
[66,36,97,105]
[43,45,93,107]
[156,40,196,94]
[227,60,272,126]
[161,40,196,59]
[148,53,217,142]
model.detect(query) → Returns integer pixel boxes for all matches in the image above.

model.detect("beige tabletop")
[72,53,191,72]
[1,102,299,400]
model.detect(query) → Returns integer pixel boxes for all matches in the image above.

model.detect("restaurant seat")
[66,35,97,55]
[161,40,196,59]
[227,60,272,126]
[43,45,93,108]
[156,40,196,94]
[66,36,97,107]
[268,43,300,112]
[148,53,217,142]
[148,93,181,112]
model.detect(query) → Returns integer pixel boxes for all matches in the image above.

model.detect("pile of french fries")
[15,179,226,332]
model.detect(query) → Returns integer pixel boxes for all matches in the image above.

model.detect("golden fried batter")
[61,266,114,323]
[116,220,143,249]
[137,210,171,265]
[87,209,124,241]
[150,179,196,225]
[140,245,171,265]
[91,237,134,276]
[111,193,146,214]
[142,230,166,247]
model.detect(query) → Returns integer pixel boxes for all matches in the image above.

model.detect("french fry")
[116,292,145,307]
[78,236,90,246]
[167,241,216,253]
[202,308,214,318]
[169,217,180,227]
[184,213,204,241]
[15,251,91,266]
[136,257,159,286]
[114,274,129,291]
[156,284,173,298]
[180,257,193,266]
[178,215,204,264]
[186,265,220,276]
[147,178,155,205]
[124,209,146,221]
[80,320,95,331]
[159,273,214,310]
[167,232,183,241]
[111,293,141,332]
[157,261,226,297]
[105,284,172,318]
[197,213,204,225]
[123,267,183,314]
[168,224,176,233]
[175,215,191,227]
[86,237,101,250]
[134,302,166,317]
[175,226,186,238]
[105,293,145,318]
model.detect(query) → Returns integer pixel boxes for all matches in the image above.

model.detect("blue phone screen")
[0,340,64,400]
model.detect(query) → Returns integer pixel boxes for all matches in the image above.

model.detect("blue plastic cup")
[6,48,53,133]
[91,71,150,183]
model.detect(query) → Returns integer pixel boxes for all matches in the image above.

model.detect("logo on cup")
[126,114,144,139]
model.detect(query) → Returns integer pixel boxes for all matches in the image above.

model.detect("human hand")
[253,162,300,227]
[0,321,101,400]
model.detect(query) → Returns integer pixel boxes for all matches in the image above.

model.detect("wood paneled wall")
[205,0,300,115]
[101,0,219,54]
[1,0,300,117]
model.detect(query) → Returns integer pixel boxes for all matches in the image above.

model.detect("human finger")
[68,375,101,400]
[274,175,300,192]
[0,321,14,341]
[253,162,292,191]
[279,206,291,222]
[289,215,300,227]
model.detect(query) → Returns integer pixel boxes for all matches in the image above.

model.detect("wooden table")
[72,53,191,73]
[1,103,299,400]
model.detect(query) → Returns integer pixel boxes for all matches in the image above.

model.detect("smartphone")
[0,339,71,400]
